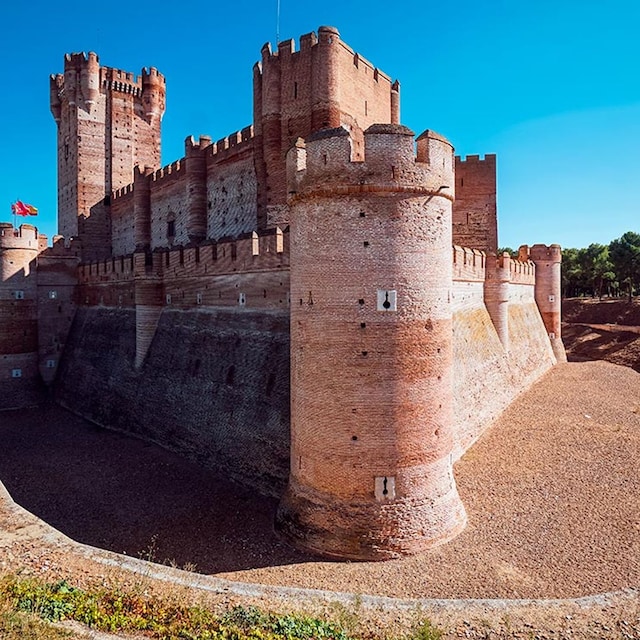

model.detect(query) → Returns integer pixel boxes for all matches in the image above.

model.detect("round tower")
[277,125,466,560]
[79,52,100,109]
[184,135,211,243]
[529,244,566,362]
[141,67,166,120]
[484,252,511,351]
[0,224,42,409]
[311,26,342,131]
[133,255,163,369]
[133,165,154,250]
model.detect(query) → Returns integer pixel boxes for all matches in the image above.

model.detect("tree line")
[500,231,640,301]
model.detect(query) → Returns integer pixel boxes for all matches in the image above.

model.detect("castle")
[0,27,564,561]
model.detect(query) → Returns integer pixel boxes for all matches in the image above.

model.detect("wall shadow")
[0,404,317,573]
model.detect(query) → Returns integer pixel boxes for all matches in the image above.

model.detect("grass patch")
[0,600,75,639]
[0,574,445,640]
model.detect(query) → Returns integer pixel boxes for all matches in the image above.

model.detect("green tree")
[582,243,616,299]
[497,246,518,258]
[562,247,594,298]
[609,232,640,302]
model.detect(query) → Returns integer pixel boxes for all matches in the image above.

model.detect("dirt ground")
[1,297,639,638]
[562,297,640,372]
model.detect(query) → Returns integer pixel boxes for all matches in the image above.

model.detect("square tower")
[50,52,165,259]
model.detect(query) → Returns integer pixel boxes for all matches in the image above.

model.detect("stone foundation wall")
[54,306,290,497]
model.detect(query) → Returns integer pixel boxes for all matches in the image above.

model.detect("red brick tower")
[0,224,42,408]
[529,244,566,362]
[277,125,466,560]
[253,26,400,230]
[50,53,165,259]
[453,154,497,253]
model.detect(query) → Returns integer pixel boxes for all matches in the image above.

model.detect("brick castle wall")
[0,27,563,561]
[55,306,291,497]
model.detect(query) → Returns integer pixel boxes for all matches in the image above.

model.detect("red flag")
[11,201,29,216]
[11,201,37,216]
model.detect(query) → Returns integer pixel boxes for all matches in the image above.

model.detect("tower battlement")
[0,223,40,250]
[288,125,454,200]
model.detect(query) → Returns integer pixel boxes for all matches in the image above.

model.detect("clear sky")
[1,0,638,251]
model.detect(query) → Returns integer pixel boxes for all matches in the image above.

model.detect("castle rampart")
[0,27,567,559]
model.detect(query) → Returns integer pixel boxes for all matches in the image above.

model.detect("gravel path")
[1,360,639,601]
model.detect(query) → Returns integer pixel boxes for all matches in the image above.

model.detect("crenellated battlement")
[78,227,288,287]
[509,255,536,284]
[258,26,338,63]
[452,245,486,282]
[112,183,135,201]
[288,125,454,200]
[528,243,562,263]
[151,159,184,183]
[51,53,166,110]
[257,26,392,86]
[142,66,165,84]
[0,223,40,250]
[207,125,254,161]
[455,153,497,165]
[483,251,536,285]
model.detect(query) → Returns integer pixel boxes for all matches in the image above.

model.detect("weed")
[406,619,444,640]
[0,574,360,640]
[139,533,159,563]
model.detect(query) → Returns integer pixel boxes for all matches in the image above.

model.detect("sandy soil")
[1,360,639,600]
[1,301,640,637]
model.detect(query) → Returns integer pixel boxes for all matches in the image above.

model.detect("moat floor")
[0,360,639,599]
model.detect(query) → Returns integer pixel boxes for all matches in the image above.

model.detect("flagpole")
[276,0,280,44]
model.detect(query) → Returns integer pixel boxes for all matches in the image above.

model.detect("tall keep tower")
[277,125,466,560]
[50,53,165,258]
[253,26,400,230]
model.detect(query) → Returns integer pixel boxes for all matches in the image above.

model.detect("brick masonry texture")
[54,306,291,497]
[0,26,565,561]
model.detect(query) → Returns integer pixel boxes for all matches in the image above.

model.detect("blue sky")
[1,0,638,250]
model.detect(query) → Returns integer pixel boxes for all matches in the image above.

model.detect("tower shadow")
[0,405,317,573]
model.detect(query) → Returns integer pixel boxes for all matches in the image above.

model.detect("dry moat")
[1,358,639,601]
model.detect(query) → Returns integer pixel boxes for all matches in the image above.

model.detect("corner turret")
[528,244,566,362]
[0,224,42,409]
[141,67,166,121]
[278,124,465,560]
